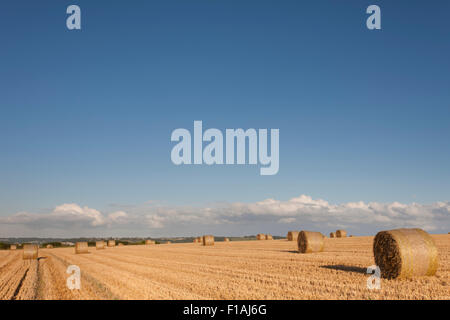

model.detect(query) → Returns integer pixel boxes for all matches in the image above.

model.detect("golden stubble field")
[0,235,448,300]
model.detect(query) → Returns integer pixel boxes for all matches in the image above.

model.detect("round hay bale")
[10,245,17,250]
[107,240,116,247]
[224,237,230,242]
[265,234,273,240]
[329,232,336,238]
[202,235,214,246]
[373,228,439,279]
[96,241,106,250]
[336,230,347,238]
[287,231,299,241]
[75,242,89,254]
[256,233,266,240]
[46,244,53,249]
[23,244,38,260]
[297,231,324,253]
[145,240,155,245]
[118,243,124,247]
[166,241,171,244]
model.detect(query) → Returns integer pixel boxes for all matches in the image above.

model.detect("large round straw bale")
[329,232,336,238]
[287,231,299,241]
[75,242,89,254]
[10,245,17,250]
[23,244,38,260]
[145,240,155,245]
[256,233,266,240]
[373,228,439,279]
[107,240,116,247]
[224,237,230,242]
[265,234,273,240]
[46,244,53,249]
[336,230,347,238]
[202,235,214,246]
[297,231,324,253]
[96,241,105,250]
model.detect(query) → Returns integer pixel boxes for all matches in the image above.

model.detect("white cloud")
[0,195,448,236]
[108,211,129,224]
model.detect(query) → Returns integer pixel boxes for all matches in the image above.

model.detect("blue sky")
[0,1,449,236]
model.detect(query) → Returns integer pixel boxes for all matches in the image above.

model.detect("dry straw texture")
[373,228,439,279]
[96,241,106,250]
[75,242,89,254]
[224,238,230,242]
[23,244,38,260]
[107,240,116,247]
[145,240,155,245]
[265,234,273,240]
[10,245,17,250]
[330,232,336,238]
[297,231,325,253]
[336,230,347,238]
[257,234,266,240]
[202,235,214,246]
[46,244,53,249]
[287,231,299,241]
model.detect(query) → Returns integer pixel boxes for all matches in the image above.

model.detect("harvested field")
[0,235,448,300]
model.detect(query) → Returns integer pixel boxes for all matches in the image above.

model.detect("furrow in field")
[0,258,29,300]
[43,251,120,300]
[47,250,191,299]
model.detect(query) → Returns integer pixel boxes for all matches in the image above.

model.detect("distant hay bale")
[265,234,273,240]
[257,234,266,240]
[329,232,336,238]
[75,242,89,254]
[145,240,155,245]
[118,243,124,247]
[23,244,38,260]
[224,238,230,242]
[202,235,214,246]
[46,244,53,249]
[297,231,324,253]
[373,228,439,279]
[349,235,354,237]
[96,241,106,250]
[166,241,171,244]
[10,245,17,250]
[336,230,347,238]
[287,231,299,241]
[107,240,116,247]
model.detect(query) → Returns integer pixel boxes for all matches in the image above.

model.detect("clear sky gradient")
[0,1,449,236]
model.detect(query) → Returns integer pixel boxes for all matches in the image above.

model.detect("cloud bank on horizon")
[0,195,448,238]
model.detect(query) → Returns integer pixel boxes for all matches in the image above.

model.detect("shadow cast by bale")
[320,265,367,274]
[278,249,299,254]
